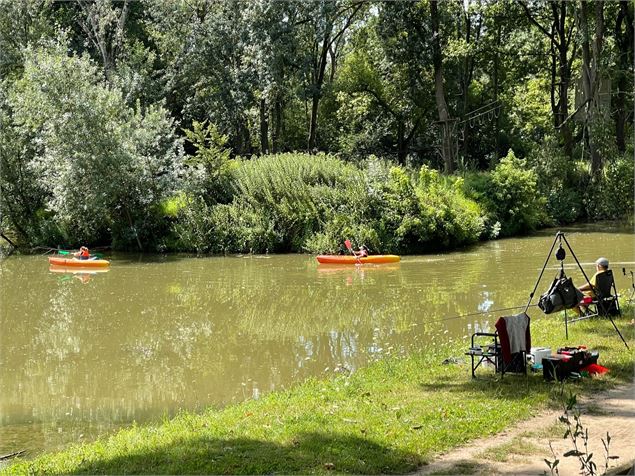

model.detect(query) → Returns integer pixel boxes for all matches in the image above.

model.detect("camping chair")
[465,313,530,378]
[581,269,621,318]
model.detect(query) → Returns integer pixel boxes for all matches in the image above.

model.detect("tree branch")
[517,0,556,42]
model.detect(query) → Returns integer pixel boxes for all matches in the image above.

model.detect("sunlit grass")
[3,307,633,475]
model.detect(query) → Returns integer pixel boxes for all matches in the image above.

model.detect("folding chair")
[583,269,621,318]
[466,313,530,378]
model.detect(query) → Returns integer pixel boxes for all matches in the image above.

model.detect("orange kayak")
[316,255,400,264]
[48,256,110,268]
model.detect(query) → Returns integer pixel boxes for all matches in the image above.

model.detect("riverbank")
[3,307,633,475]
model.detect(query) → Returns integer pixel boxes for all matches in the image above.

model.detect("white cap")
[595,257,609,268]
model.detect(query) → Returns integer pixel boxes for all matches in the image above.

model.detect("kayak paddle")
[344,239,362,264]
[57,250,104,258]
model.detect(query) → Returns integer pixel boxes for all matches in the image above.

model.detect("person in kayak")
[74,246,90,260]
[354,245,368,258]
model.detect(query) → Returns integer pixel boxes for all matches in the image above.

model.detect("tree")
[518,0,577,159]
[577,0,605,175]
[296,0,365,151]
[76,0,131,79]
[7,40,183,248]
[613,0,633,153]
[0,0,53,80]
[430,0,456,173]
[336,6,430,163]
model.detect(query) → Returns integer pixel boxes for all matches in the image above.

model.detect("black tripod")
[525,231,629,349]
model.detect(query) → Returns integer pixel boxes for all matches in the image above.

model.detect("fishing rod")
[422,303,540,325]
[623,267,635,303]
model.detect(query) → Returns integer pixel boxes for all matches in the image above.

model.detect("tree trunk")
[430,0,454,173]
[259,97,269,154]
[554,1,573,159]
[308,27,332,152]
[461,8,471,166]
[493,23,501,162]
[397,120,406,164]
[614,0,633,152]
[579,0,605,176]
[272,95,283,153]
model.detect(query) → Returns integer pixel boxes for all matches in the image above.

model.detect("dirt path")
[415,380,635,475]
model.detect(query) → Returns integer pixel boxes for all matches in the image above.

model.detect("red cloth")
[581,363,609,375]
[495,314,531,364]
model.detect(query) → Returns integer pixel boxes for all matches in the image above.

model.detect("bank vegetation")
[0,1,633,254]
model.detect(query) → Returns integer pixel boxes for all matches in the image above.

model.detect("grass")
[3,308,633,475]
[477,436,544,462]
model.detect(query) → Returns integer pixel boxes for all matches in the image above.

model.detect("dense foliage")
[0,0,632,253]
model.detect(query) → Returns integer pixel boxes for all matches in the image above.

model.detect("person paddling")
[354,245,368,258]
[74,246,90,260]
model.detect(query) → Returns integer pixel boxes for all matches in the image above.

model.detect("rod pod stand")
[525,231,629,349]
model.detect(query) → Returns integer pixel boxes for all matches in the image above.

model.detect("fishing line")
[421,303,540,325]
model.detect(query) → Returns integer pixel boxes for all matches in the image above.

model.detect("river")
[1,225,633,457]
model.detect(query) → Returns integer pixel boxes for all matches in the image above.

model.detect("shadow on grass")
[418,372,554,400]
[59,431,420,475]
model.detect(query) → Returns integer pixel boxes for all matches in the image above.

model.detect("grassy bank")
[4,308,634,475]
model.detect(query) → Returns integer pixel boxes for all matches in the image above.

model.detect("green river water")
[1,225,633,457]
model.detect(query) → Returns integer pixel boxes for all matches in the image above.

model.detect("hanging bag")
[538,273,584,314]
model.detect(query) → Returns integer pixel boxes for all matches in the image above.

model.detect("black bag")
[538,274,584,314]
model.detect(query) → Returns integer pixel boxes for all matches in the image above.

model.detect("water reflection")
[1,226,633,456]
[49,265,110,285]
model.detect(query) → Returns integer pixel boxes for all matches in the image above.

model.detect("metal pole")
[525,231,562,312]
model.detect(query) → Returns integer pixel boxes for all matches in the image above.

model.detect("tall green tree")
[518,0,577,159]
[296,0,365,151]
[6,40,183,248]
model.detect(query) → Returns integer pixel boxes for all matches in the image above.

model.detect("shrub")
[182,120,237,204]
[192,153,369,253]
[7,39,183,249]
[466,150,546,236]
[374,165,484,252]
[584,155,634,221]
[527,137,584,224]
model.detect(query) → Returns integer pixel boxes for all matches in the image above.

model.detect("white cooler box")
[530,347,552,364]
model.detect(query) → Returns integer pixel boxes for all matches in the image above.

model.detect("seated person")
[74,246,90,260]
[575,257,609,314]
[354,245,368,258]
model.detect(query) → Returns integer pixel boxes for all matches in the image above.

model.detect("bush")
[527,137,584,224]
[372,164,484,252]
[584,155,634,221]
[169,153,486,254]
[170,153,368,253]
[465,150,546,236]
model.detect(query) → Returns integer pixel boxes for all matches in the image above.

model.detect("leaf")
[563,450,583,457]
